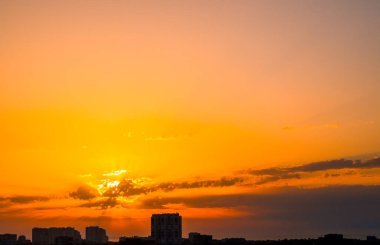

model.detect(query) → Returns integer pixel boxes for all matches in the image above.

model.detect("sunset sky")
[1,0,380,241]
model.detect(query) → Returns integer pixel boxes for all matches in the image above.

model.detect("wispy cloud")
[254,173,301,185]
[72,157,380,209]
[0,195,50,204]
[79,197,119,209]
[140,185,380,209]
[246,158,380,183]
[100,177,245,198]
[156,177,245,192]
[70,185,100,200]
[139,185,380,239]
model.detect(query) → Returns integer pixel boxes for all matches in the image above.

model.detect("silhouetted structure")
[220,238,247,245]
[86,227,108,244]
[32,228,81,245]
[16,237,25,244]
[4,214,380,245]
[119,237,155,245]
[322,234,344,241]
[367,236,378,242]
[16,236,31,245]
[252,235,380,245]
[188,233,213,245]
[0,234,17,245]
[151,213,182,244]
[54,237,73,245]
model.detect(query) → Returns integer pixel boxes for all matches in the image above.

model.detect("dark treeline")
[115,234,380,245]
[2,234,380,245]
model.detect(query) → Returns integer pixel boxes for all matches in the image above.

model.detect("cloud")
[0,195,50,204]
[288,159,356,172]
[103,179,151,197]
[74,157,380,209]
[246,158,380,184]
[140,185,380,238]
[141,185,380,210]
[324,170,356,178]
[100,177,245,198]
[70,185,100,200]
[0,195,51,213]
[156,177,245,192]
[72,176,246,209]
[79,198,119,209]
[140,185,380,211]
[255,173,301,185]
[364,157,380,168]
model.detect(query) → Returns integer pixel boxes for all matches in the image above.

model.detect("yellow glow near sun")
[107,180,120,188]
[102,170,128,177]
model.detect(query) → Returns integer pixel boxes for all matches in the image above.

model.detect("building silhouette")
[119,236,155,245]
[151,213,182,245]
[54,237,73,245]
[85,227,108,244]
[32,228,81,245]
[322,234,344,241]
[16,235,31,245]
[0,234,17,245]
[188,233,213,245]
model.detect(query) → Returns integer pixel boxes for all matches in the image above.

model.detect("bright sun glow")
[102,170,128,177]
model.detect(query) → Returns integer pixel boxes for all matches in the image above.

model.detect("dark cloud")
[76,158,380,209]
[103,179,151,198]
[255,173,301,185]
[79,198,119,209]
[0,195,51,214]
[324,170,356,178]
[246,158,380,184]
[70,176,246,210]
[255,158,380,175]
[140,185,380,239]
[289,159,356,172]
[75,157,380,205]
[73,177,246,209]
[10,196,49,203]
[140,185,380,210]
[100,177,245,198]
[157,177,245,192]
[70,185,99,200]
[0,195,49,204]
[364,157,380,168]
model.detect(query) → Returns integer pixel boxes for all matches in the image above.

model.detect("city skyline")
[1,213,379,243]
[1,0,380,241]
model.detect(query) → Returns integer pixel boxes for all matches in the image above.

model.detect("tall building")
[151,213,182,245]
[32,227,81,245]
[85,226,108,244]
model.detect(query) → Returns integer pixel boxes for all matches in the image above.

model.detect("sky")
[1,0,380,241]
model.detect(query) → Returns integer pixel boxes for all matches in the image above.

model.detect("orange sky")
[1,0,380,241]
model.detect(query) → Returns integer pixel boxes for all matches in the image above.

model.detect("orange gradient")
[1,0,380,241]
